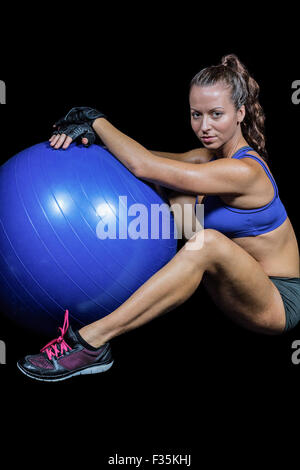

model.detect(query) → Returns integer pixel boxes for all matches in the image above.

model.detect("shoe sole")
[17,361,114,382]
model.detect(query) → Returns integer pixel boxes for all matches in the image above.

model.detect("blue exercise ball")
[0,142,177,336]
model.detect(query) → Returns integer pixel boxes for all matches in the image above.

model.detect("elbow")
[132,164,145,179]
[132,155,156,179]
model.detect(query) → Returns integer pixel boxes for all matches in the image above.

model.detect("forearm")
[92,119,204,175]
[92,118,154,174]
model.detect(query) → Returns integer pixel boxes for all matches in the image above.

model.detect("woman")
[17,54,300,382]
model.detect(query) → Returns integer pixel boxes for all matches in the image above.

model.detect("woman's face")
[189,83,245,150]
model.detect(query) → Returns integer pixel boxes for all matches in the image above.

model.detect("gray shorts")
[269,276,300,332]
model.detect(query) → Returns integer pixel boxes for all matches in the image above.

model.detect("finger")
[82,137,88,145]
[62,135,73,149]
[50,134,61,147]
[54,134,68,149]
[50,134,61,146]
[83,128,96,146]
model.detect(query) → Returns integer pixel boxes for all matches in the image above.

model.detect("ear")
[237,105,246,124]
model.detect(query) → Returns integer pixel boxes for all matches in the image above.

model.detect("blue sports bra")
[195,146,287,238]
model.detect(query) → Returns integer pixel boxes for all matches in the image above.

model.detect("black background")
[1,11,300,467]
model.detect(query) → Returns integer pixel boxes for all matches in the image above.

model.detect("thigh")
[201,231,286,334]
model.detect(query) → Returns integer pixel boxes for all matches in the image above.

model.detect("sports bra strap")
[210,146,253,162]
[234,146,253,156]
[235,153,278,198]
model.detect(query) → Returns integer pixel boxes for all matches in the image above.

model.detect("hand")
[49,122,96,150]
[54,107,106,128]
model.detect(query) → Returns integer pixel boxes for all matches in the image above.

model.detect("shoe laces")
[41,310,72,361]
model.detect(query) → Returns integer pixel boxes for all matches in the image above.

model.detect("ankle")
[78,326,108,349]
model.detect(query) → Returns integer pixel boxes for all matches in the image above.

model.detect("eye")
[212,111,223,118]
[191,111,201,119]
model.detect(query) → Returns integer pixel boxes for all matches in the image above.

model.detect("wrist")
[92,116,107,130]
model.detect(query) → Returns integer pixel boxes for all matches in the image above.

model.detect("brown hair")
[190,54,268,160]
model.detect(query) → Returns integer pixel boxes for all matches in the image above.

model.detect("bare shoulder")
[239,149,274,177]
[238,148,267,167]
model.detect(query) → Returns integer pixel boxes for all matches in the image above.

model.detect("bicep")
[139,156,257,196]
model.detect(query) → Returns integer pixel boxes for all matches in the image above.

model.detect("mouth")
[201,136,217,143]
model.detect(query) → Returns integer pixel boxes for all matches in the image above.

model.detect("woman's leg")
[79,229,286,348]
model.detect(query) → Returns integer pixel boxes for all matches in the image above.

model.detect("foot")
[17,310,114,382]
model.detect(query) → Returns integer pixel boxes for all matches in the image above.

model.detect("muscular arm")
[91,118,257,196]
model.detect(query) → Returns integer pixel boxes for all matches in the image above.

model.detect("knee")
[203,228,224,245]
[185,228,223,250]
[203,229,232,262]
[182,229,230,270]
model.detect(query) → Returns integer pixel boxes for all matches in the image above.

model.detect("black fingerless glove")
[54,107,106,127]
[52,122,96,147]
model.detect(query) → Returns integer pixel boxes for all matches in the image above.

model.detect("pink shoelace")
[41,309,72,361]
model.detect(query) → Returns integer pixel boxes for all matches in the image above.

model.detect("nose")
[200,115,211,133]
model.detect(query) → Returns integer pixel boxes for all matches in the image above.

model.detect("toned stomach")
[231,217,300,278]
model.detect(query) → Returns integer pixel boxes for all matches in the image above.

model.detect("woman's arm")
[91,118,257,196]
[91,119,211,170]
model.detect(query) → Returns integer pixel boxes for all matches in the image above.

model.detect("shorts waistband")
[269,276,300,282]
